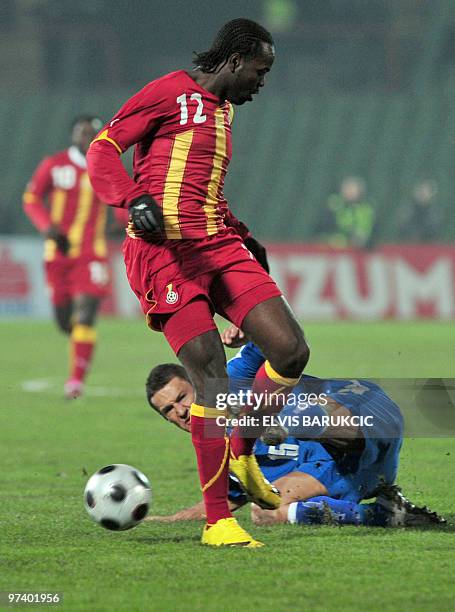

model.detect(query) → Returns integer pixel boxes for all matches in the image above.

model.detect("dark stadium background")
[1,0,454,243]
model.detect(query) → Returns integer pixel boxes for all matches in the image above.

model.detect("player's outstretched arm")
[145,501,206,522]
[146,499,244,522]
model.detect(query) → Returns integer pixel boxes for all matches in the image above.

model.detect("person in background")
[396,179,445,242]
[323,175,375,248]
[23,116,128,400]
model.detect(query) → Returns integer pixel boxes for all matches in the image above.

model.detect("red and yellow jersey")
[23,147,107,261]
[87,70,242,240]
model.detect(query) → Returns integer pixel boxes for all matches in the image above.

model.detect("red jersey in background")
[23,146,108,262]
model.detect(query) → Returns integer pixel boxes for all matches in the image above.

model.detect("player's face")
[228,42,275,105]
[72,121,99,155]
[151,377,194,432]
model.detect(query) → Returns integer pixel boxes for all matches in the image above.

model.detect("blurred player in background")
[23,116,127,399]
[145,356,445,528]
[87,18,310,547]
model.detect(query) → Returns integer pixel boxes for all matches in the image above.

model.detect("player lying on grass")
[145,342,445,528]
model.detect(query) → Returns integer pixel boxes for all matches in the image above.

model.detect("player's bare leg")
[230,296,309,450]
[65,294,101,399]
[242,296,309,378]
[178,330,262,547]
[227,296,309,508]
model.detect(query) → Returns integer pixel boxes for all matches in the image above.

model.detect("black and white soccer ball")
[84,464,152,531]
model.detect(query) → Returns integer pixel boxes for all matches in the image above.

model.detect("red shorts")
[123,228,281,354]
[45,256,110,306]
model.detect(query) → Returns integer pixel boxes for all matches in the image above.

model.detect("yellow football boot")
[201,517,263,548]
[229,453,281,510]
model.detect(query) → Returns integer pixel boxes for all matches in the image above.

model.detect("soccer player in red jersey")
[23,116,126,400]
[87,19,310,547]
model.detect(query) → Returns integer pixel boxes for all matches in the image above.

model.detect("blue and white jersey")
[227,343,403,504]
[228,343,403,440]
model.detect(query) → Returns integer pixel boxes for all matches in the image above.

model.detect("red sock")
[70,324,97,382]
[230,361,301,458]
[190,404,231,525]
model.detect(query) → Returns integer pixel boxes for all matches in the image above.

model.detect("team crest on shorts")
[165,283,179,305]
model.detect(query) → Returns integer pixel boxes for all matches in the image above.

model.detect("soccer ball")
[84,464,152,531]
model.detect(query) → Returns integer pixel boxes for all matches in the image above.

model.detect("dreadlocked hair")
[193,18,274,74]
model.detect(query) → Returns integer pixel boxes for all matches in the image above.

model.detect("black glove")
[244,236,270,273]
[46,225,70,255]
[128,194,164,234]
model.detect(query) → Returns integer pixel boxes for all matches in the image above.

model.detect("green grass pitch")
[1,319,454,611]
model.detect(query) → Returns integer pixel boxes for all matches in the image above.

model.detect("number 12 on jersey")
[177,93,207,125]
